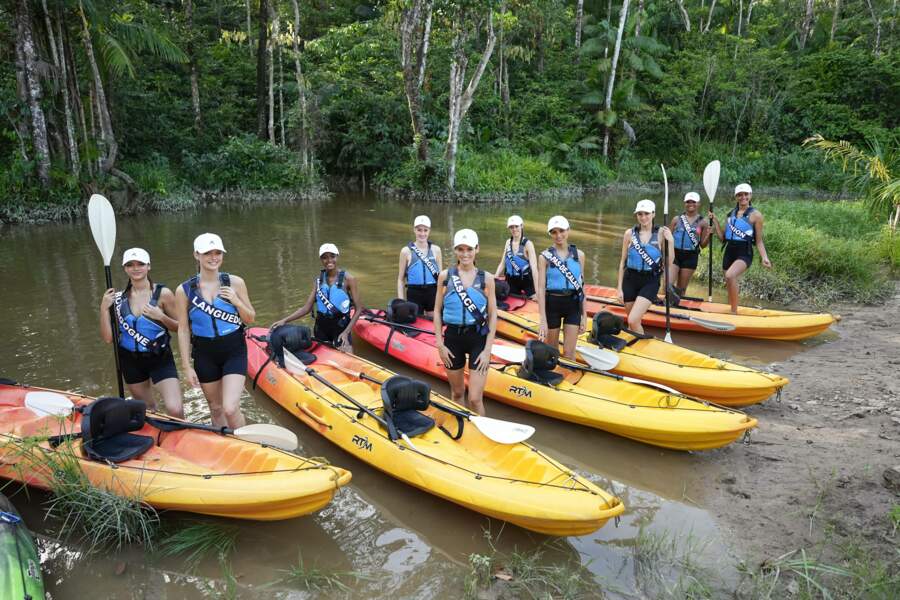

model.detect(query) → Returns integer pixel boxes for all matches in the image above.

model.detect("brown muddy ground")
[698,283,900,569]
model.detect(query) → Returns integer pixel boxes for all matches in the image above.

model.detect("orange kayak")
[582,284,838,340]
[0,381,351,520]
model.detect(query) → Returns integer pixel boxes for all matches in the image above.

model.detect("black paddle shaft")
[105,265,125,398]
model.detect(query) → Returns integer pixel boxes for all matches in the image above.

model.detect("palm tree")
[804,134,900,231]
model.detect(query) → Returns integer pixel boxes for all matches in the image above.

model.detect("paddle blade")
[621,375,683,396]
[470,416,534,444]
[664,331,673,344]
[25,391,75,416]
[690,316,736,332]
[88,194,116,266]
[283,348,308,375]
[575,345,620,370]
[703,161,721,205]
[233,423,298,451]
[660,163,669,214]
[490,344,526,363]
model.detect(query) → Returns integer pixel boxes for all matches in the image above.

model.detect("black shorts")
[443,325,487,371]
[544,293,582,329]
[723,242,753,271]
[623,269,661,303]
[507,274,535,297]
[314,314,352,347]
[674,249,700,270]
[118,346,178,385]
[191,329,248,384]
[406,285,437,313]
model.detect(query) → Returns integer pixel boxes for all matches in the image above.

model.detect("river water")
[0,191,831,598]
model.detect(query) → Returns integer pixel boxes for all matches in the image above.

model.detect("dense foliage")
[2,0,897,204]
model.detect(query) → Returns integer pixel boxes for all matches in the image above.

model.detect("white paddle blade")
[87,194,116,266]
[621,376,683,396]
[575,345,620,370]
[471,416,534,444]
[703,161,721,204]
[660,163,669,213]
[664,331,673,344]
[490,344,526,363]
[283,348,308,375]
[690,316,736,331]
[234,423,298,451]
[25,391,75,417]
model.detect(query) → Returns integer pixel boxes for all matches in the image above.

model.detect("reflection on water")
[0,191,825,597]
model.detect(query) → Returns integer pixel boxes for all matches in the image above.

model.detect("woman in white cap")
[397,215,442,316]
[668,191,711,298]
[433,229,498,416]
[616,201,675,334]
[494,215,538,297]
[175,233,255,429]
[709,183,771,313]
[272,243,363,350]
[537,215,587,359]
[99,248,184,417]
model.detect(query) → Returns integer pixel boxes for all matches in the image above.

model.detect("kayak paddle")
[23,390,299,450]
[318,359,535,445]
[585,295,736,332]
[702,161,720,302]
[661,163,673,343]
[495,314,621,368]
[556,360,684,396]
[88,193,125,398]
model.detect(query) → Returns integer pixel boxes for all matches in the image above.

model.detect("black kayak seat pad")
[81,396,154,463]
[381,375,435,440]
[519,340,564,386]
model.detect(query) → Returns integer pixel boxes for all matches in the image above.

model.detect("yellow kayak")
[354,314,758,451]
[496,298,788,406]
[248,328,625,536]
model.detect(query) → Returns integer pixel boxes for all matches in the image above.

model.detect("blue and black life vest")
[725,206,756,244]
[504,237,531,278]
[406,242,438,286]
[626,226,662,273]
[182,273,243,339]
[674,214,703,252]
[442,268,488,327]
[315,270,353,318]
[115,283,169,353]
[543,244,582,292]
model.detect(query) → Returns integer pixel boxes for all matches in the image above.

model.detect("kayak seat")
[495,279,511,310]
[519,341,563,386]
[81,397,154,463]
[591,312,628,351]
[268,324,317,367]
[381,376,434,440]
[387,298,419,323]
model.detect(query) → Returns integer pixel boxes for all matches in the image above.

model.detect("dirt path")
[698,283,900,568]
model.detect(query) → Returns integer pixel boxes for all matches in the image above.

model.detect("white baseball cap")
[547,215,570,232]
[684,192,701,203]
[453,229,479,248]
[634,199,656,214]
[734,183,753,196]
[318,243,340,257]
[122,247,150,265]
[507,215,524,227]
[193,233,226,254]
[413,215,431,228]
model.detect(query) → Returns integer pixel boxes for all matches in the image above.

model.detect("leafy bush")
[182,135,314,191]
[453,149,573,193]
[122,153,184,198]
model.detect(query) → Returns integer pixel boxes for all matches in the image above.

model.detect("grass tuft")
[278,552,367,593]
[157,521,240,571]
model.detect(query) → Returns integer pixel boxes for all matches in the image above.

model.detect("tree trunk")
[635,0,644,37]
[605,0,612,58]
[45,0,80,175]
[863,0,882,55]
[746,0,757,29]
[246,0,253,55]
[185,0,202,132]
[278,33,285,146]
[731,87,752,158]
[62,19,92,177]
[445,10,497,189]
[603,0,630,159]
[798,0,815,49]
[256,0,269,139]
[535,17,544,73]
[79,0,118,175]
[675,0,692,31]
[268,4,278,143]
[400,0,433,162]
[702,0,717,33]
[290,0,311,170]
[737,0,744,37]
[16,0,52,186]
[575,0,584,48]
[830,0,841,42]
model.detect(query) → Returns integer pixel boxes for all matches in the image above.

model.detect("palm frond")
[803,134,890,183]
[111,20,188,66]
[98,34,136,79]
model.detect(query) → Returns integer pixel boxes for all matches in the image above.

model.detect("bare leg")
[200,379,225,426]
[153,377,184,418]
[724,260,749,314]
[561,323,580,359]
[627,297,653,335]
[466,368,487,416]
[446,368,467,406]
[221,373,247,429]
[545,327,561,349]
[126,379,155,410]
[677,268,695,292]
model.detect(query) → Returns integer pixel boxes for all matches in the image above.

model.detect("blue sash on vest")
[630,229,661,274]
[114,284,168,353]
[409,242,439,280]
[541,246,583,297]
[449,270,488,334]
[505,237,530,277]
[679,214,701,251]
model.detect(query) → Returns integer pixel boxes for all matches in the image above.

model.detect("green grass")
[277,552,367,593]
[157,521,239,571]
[454,149,574,193]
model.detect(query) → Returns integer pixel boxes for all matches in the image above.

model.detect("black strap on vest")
[316,270,346,317]
[727,206,755,242]
[115,284,169,351]
[505,237,530,277]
